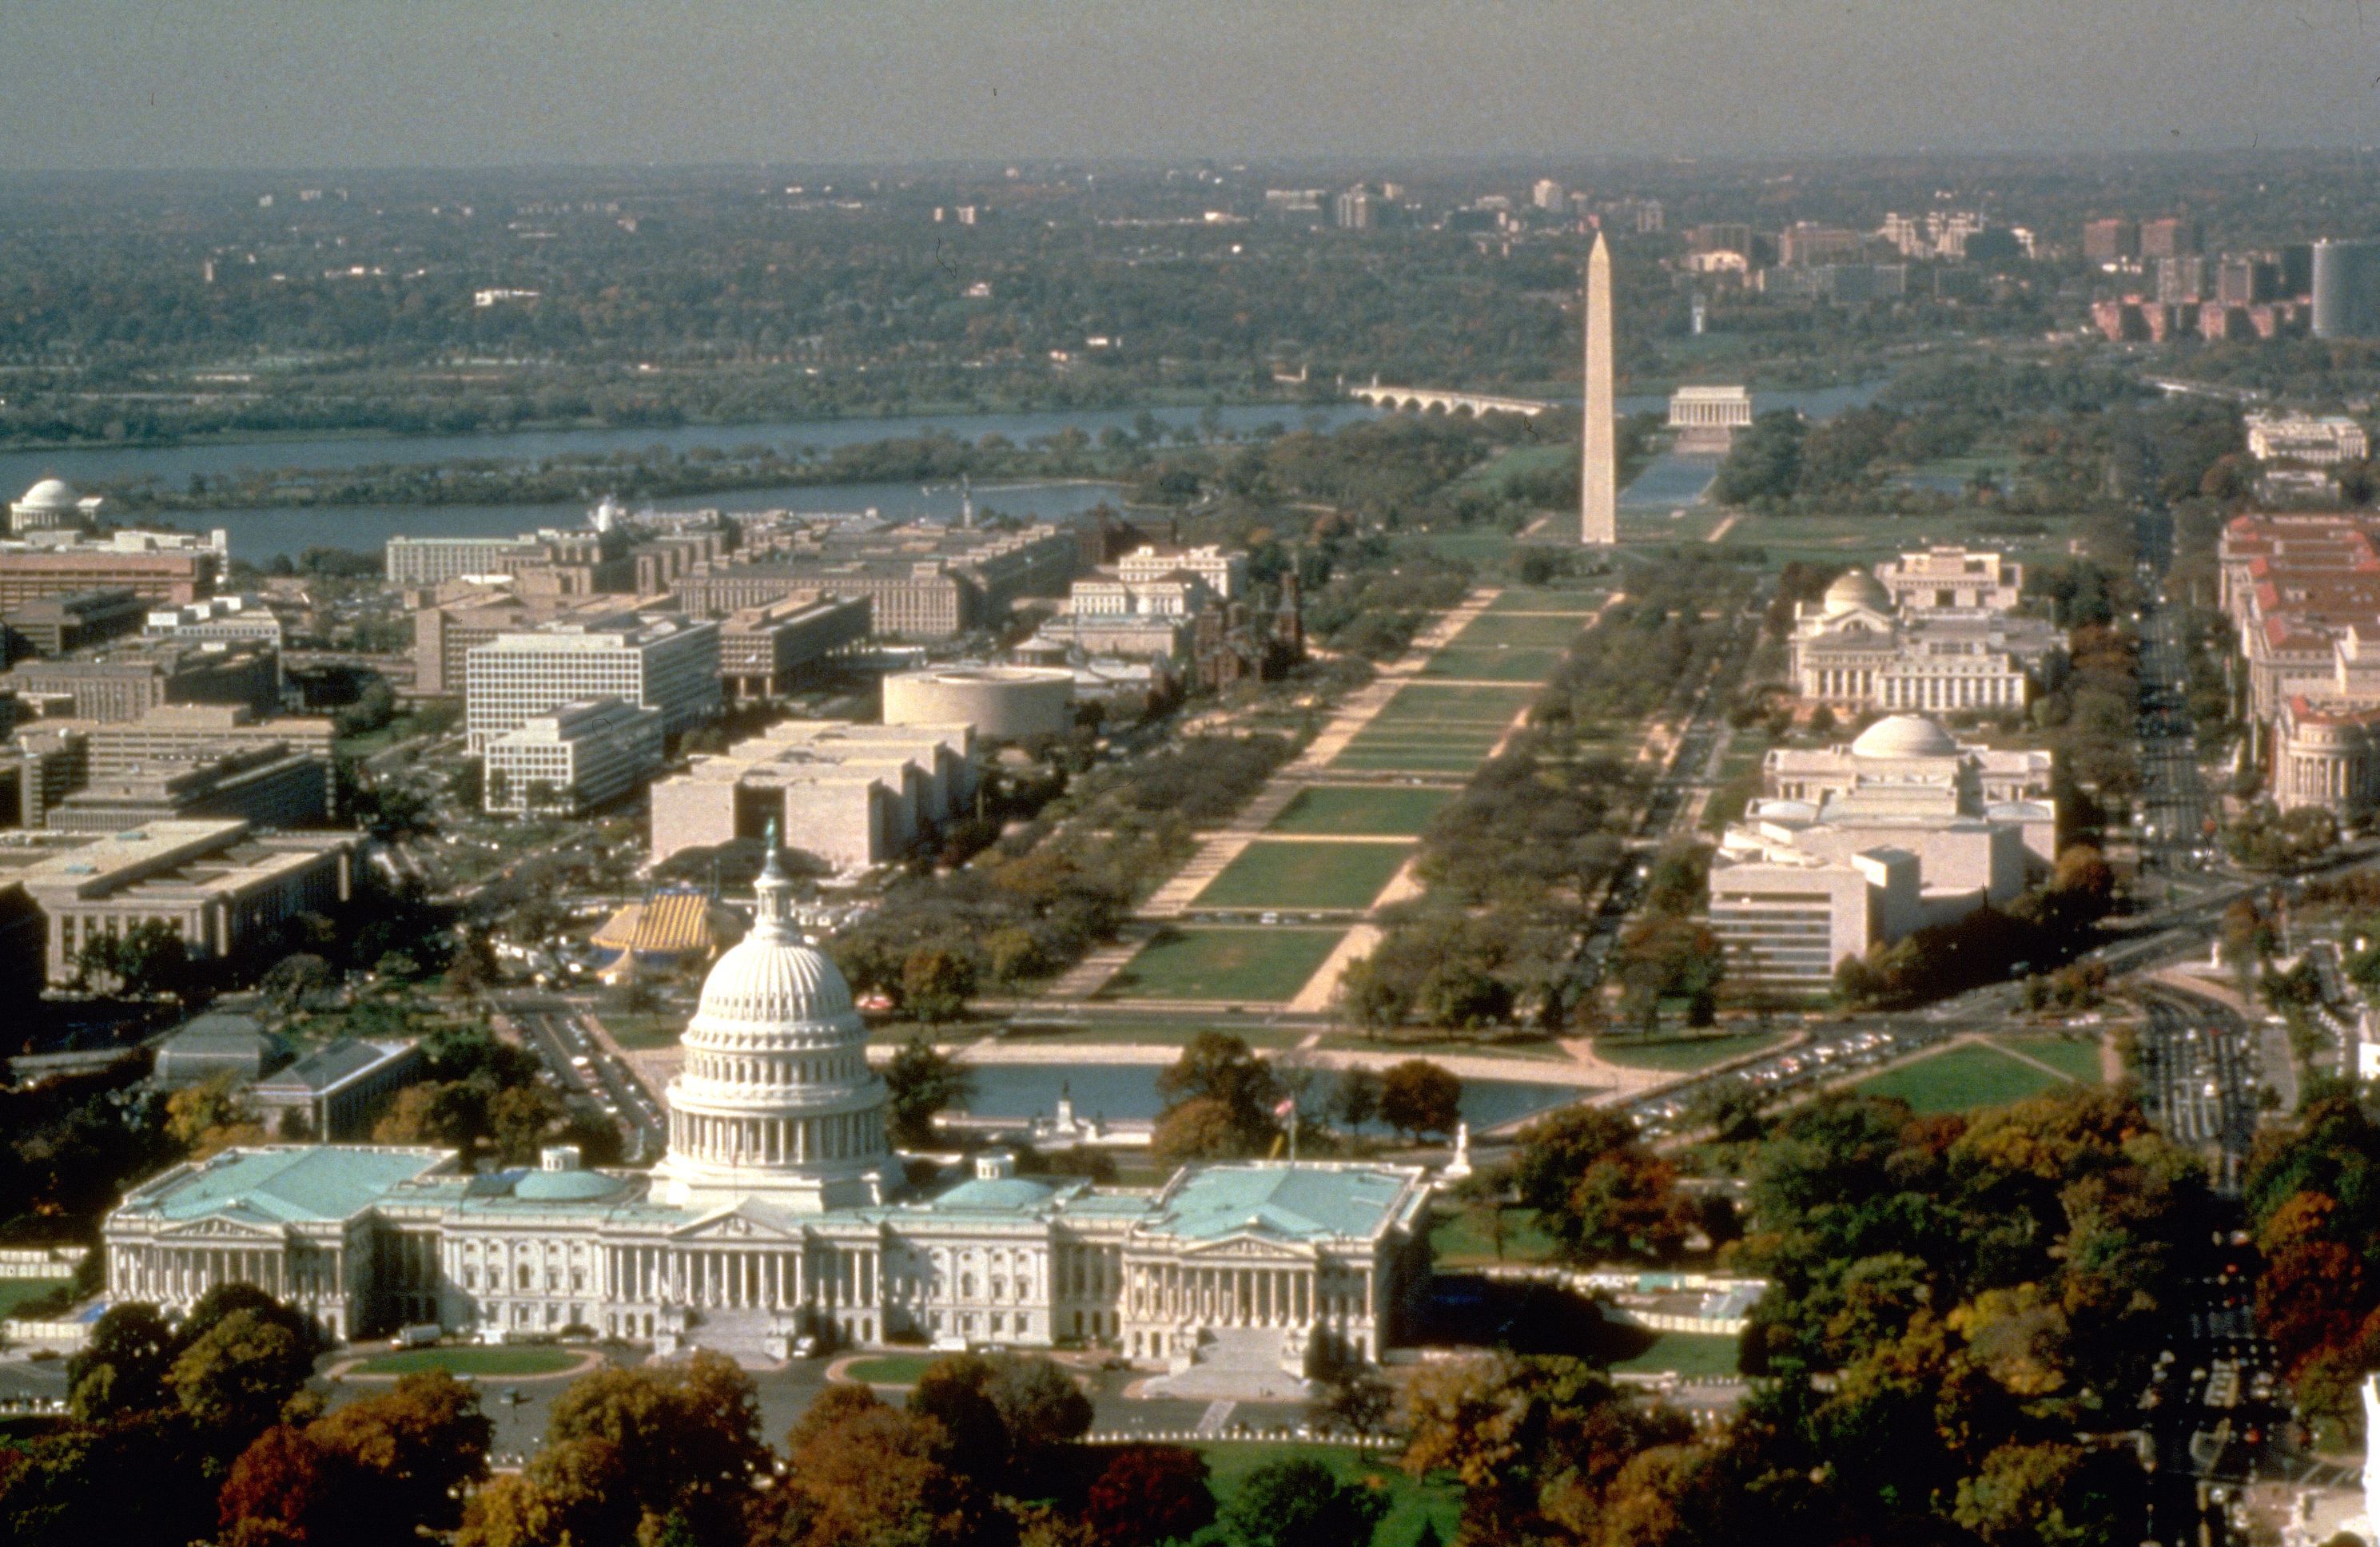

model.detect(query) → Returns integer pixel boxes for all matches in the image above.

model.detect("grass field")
[1992,1032,2105,1084]
[599,1012,687,1050]
[842,1354,942,1386]
[1100,926,1347,1002]
[1607,1330,1743,1379]
[1193,1441,1459,1544]
[1856,1042,2069,1114]
[1594,1031,1789,1072]
[1266,785,1455,837]
[1368,683,1538,726]
[1487,587,1606,615]
[1450,613,1590,649]
[0,1279,64,1319]
[1196,840,1412,911]
[1417,646,1569,682]
[352,1345,582,1378]
[1429,1205,1562,1266]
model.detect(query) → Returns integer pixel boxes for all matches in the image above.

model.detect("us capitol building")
[101,846,1432,1371]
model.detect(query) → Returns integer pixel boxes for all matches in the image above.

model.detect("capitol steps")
[1148,1324,1313,1403]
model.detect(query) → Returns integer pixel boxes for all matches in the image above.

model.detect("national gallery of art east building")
[101,849,1434,1372]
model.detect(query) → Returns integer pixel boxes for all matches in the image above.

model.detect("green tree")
[901,948,977,1024]
[67,1302,178,1422]
[1509,1107,1687,1263]
[168,1306,317,1443]
[883,1034,975,1148]
[1217,1457,1387,1547]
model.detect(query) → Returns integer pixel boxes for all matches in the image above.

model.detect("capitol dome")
[1850,714,1960,759]
[1821,569,1892,615]
[651,829,890,1212]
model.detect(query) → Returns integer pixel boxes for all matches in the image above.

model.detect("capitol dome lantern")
[651,825,890,1212]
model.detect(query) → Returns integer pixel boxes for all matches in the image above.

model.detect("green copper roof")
[132,1146,447,1226]
[1144,1164,1417,1244]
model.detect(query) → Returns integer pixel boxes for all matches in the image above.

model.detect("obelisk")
[1580,231,1617,545]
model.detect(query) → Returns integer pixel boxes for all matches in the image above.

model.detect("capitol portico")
[104,838,1432,1374]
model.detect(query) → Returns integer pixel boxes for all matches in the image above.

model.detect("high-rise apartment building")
[2082,217,2138,264]
[2314,239,2380,340]
[464,614,719,751]
[2140,216,2203,260]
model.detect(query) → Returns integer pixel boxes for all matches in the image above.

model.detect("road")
[2133,505,2223,897]
[495,992,667,1163]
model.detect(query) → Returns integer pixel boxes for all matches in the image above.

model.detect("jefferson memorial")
[101,845,1433,1372]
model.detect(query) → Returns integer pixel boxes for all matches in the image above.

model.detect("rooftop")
[1139,1163,1425,1245]
[120,1146,449,1227]
[254,1038,415,1098]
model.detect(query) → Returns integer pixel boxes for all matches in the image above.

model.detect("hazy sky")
[9,1,2380,169]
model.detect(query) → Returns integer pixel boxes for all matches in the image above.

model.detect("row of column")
[1131,1263,1369,1328]
[2282,750,2358,801]
[115,1243,339,1305]
[1809,666,1877,701]
[671,1108,878,1165]
[1881,672,2020,710]
[599,1244,879,1311]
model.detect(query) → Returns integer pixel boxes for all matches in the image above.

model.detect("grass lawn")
[1594,1031,1789,1072]
[1418,646,1568,682]
[1856,1042,2068,1114]
[1196,841,1412,912]
[842,1354,943,1386]
[1367,684,1537,725]
[1267,785,1454,837]
[0,1279,66,1319]
[1099,927,1347,1002]
[1430,1205,1562,1266]
[1194,1441,1459,1545]
[992,1018,1311,1050]
[599,1012,687,1051]
[352,1345,582,1378]
[1451,613,1590,650]
[1418,531,1523,563]
[1487,588,1606,615]
[1607,1330,1743,1379]
[1992,1032,2105,1084]
[1327,750,1493,774]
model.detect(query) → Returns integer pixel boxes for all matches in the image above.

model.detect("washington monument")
[1580,231,1617,545]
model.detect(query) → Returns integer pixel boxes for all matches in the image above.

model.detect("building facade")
[4,819,353,984]
[1706,715,2054,988]
[464,614,719,751]
[5,642,280,724]
[716,595,872,700]
[103,847,1433,1368]
[1790,564,2060,715]
[648,722,977,870]
[481,698,667,815]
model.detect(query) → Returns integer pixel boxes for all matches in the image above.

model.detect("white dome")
[1850,714,1960,759]
[652,834,889,1212]
[16,478,77,511]
[1823,569,1892,614]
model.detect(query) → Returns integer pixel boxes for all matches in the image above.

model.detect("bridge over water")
[1349,382,1558,418]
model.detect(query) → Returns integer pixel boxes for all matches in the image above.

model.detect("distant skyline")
[7,2,2380,171]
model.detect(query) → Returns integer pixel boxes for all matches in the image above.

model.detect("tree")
[303,1370,492,1541]
[218,1425,354,1547]
[68,1302,177,1421]
[1311,1365,1395,1441]
[168,1306,318,1445]
[901,948,977,1024]
[1216,1457,1387,1547]
[1508,1107,1688,1263]
[1378,1060,1462,1143]
[1330,1067,1383,1132]
[907,1354,1012,1485]
[75,918,195,999]
[457,1437,637,1547]
[165,1072,267,1159]
[488,1083,563,1166]
[541,1351,766,1540]
[260,952,334,1015]
[758,1383,1003,1547]
[1152,1096,1256,1163]
[1156,1032,1280,1151]
[985,1353,1093,1481]
[1081,1445,1217,1547]
[884,1034,975,1148]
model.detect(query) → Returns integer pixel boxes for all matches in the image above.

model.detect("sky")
[8,1,2380,170]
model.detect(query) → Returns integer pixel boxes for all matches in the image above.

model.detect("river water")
[956,1061,1582,1134]
[0,380,1884,559]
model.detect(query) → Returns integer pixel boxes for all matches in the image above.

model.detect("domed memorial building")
[101,838,1431,1374]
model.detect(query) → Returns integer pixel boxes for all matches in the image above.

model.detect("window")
[517,1265,532,1289]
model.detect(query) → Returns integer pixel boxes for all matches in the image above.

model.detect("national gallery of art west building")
[101,849,1433,1369]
